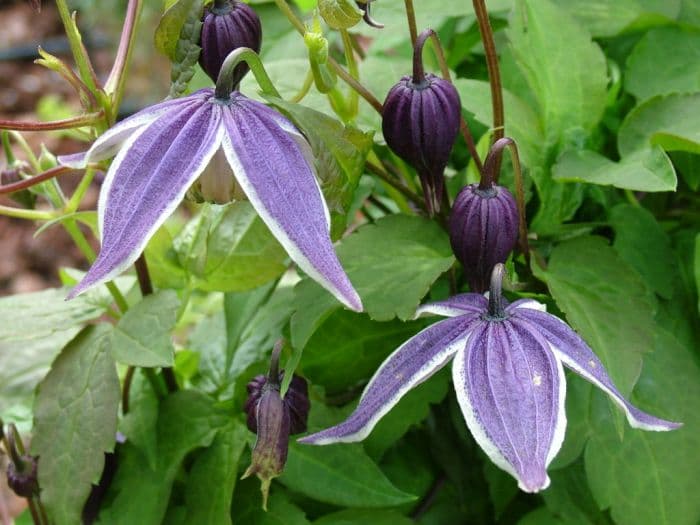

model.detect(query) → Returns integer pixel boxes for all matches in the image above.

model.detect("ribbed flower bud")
[199,0,262,84]
[242,342,310,509]
[382,30,460,215]
[449,182,518,293]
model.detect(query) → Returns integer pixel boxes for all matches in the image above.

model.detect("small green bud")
[304,19,337,93]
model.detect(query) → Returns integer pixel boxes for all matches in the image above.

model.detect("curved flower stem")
[55,0,100,95]
[487,263,505,317]
[365,161,426,211]
[339,28,360,118]
[0,166,75,195]
[6,132,40,173]
[481,137,530,262]
[272,0,384,114]
[65,167,97,213]
[104,0,143,123]
[472,0,504,169]
[0,112,103,132]
[215,47,281,99]
[0,206,54,221]
[403,0,418,46]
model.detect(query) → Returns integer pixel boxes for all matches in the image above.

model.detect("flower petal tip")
[57,152,88,169]
[517,473,551,493]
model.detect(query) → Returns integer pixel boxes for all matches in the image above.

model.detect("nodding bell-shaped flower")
[382,29,461,215]
[59,49,362,312]
[243,342,310,509]
[300,264,681,493]
[199,0,262,85]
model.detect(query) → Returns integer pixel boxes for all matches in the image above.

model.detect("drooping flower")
[300,264,681,492]
[59,87,362,312]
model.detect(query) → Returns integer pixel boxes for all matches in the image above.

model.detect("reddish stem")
[0,112,102,131]
[0,165,75,195]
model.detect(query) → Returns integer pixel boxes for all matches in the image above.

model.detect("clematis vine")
[300,264,681,492]
[60,48,362,312]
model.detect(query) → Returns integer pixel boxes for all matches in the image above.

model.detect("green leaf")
[364,367,450,459]
[619,93,700,156]
[281,441,416,507]
[584,329,699,525]
[110,290,180,367]
[532,236,656,394]
[145,224,188,289]
[552,146,677,192]
[119,371,159,470]
[549,374,593,469]
[291,214,454,350]
[314,509,413,525]
[184,420,248,525]
[454,78,545,169]
[155,0,201,59]
[0,287,113,414]
[543,459,612,525]
[166,0,204,97]
[98,391,228,525]
[626,27,700,101]
[264,97,374,236]
[518,507,565,525]
[507,0,607,146]
[175,202,287,292]
[302,311,424,394]
[31,325,120,525]
[552,0,680,37]
[695,233,700,314]
[610,204,678,299]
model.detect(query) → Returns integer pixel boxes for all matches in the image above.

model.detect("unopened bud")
[449,183,519,293]
[382,29,460,215]
[199,0,262,85]
[7,455,39,498]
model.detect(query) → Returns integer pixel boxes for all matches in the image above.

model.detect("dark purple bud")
[245,373,309,435]
[199,0,262,85]
[242,341,310,509]
[382,29,460,215]
[7,455,39,498]
[449,183,519,293]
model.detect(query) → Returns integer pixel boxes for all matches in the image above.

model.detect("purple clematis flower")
[300,264,680,492]
[60,88,362,312]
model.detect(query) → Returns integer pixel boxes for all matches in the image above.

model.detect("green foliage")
[31,325,120,525]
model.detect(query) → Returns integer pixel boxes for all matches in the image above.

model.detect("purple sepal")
[245,373,310,435]
[299,315,480,445]
[449,183,519,293]
[221,95,362,312]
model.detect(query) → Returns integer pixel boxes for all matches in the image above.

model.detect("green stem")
[65,166,96,212]
[62,219,129,313]
[365,161,426,211]
[7,132,41,172]
[55,0,100,95]
[0,205,55,220]
[403,0,418,45]
[272,0,384,114]
[290,70,314,103]
[339,29,359,118]
[624,189,641,208]
[215,47,280,99]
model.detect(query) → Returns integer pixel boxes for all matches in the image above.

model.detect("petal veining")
[452,319,565,492]
[299,315,479,445]
[220,98,362,312]
[414,293,488,319]
[514,307,682,431]
[68,100,223,297]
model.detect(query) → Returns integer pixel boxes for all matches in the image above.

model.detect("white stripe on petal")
[546,355,567,465]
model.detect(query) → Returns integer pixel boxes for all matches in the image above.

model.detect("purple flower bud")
[245,373,310,436]
[382,30,460,215]
[449,183,519,293]
[199,0,262,84]
[7,455,39,498]
[242,342,310,509]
